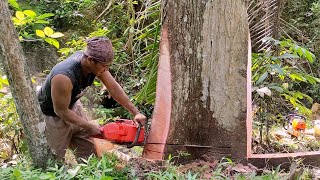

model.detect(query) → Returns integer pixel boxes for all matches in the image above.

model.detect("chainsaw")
[92,119,145,148]
[283,114,306,137]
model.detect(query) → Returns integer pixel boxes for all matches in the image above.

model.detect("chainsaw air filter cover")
[102,119,145,143]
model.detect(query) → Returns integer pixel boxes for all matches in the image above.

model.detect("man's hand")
[85,122,102,135]
[133,113,147,126]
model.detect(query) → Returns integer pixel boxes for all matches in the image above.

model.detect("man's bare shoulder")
[51,74,73,91]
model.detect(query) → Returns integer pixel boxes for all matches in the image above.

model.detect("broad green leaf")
[22,31,32,39]
[37,13,55,20]
[305,51,314,63]
[12,17,25,26]
[34,20,49,24]
[23,10,36,18]
[280,41,288,47]
[303,93,313,103]
[44,27,54,36]
[305,75,317,84]
[289,73,305,82]
[293,45,299,51]
[45,38,59,49]
[256,71,268,84]
[277,54,299,59]
[309,76,320,83]
[270,64,284,75]
[12,169,21,177]
[8,0,20,10]
[269,86,283,93]
[15,11,25,20]
[294,92,304,99]
[1,76,9,85]
[49,32,64,38]
[290,97,296,106]
[297,47,303,57]
[39,173,55,180]
[36,30,45,38]
[93,81,101,86]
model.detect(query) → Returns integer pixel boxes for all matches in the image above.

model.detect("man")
[37,37,146,162]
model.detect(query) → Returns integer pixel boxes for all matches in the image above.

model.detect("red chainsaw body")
[101,119,144,143]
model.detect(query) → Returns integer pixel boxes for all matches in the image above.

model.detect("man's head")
[84,37,114,63]
[83,37,114,76]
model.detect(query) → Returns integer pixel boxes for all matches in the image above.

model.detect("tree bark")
[144,0,249,161]
[0,1,52,168]
[167,0,248,160]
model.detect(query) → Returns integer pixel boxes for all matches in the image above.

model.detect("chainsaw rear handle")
[90,127,105,139]
[286,114,306,120]
[126,122,143,148]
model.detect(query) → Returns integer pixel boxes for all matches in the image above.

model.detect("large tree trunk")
[0,1,52,168]
[144,0,249,161]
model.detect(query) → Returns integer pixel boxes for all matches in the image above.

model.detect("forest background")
[1,0,320,179]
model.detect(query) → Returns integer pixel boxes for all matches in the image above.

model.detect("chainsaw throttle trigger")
[127,122,143,148]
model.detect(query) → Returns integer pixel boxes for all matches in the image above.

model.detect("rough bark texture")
[163,0,249,160]
[22,42,58,76]
[0,1,52,168]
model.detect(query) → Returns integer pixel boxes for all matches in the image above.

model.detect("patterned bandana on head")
[84,37,114,63]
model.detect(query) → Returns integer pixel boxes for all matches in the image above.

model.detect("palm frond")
[248,0,284,52]
[133,0,161,105]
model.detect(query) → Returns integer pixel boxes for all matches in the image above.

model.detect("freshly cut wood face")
[92,138,116,157]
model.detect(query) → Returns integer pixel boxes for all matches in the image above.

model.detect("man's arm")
[97,71,146,125]
[51,74,101,135]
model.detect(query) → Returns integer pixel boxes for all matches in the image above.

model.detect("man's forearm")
[56,109,90,129]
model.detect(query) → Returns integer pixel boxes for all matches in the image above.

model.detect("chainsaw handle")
[286,114,306,120]
[127,122,142,148]
[90,127,105,139]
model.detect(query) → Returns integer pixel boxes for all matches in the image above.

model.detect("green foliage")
[251,36,320,154]
[0,154,128,180]
[9,0,64,48]
[146,154,199,180]
[0,153,298,180]
[8,0,20,10]
[0,75,9,91]
[126,0,161,105]
[35,0,98,32]
[283,1,320,58]
[279,0,320,106]
[94,105,116,120]
[252,38,318,117]
[0,76,21,162]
